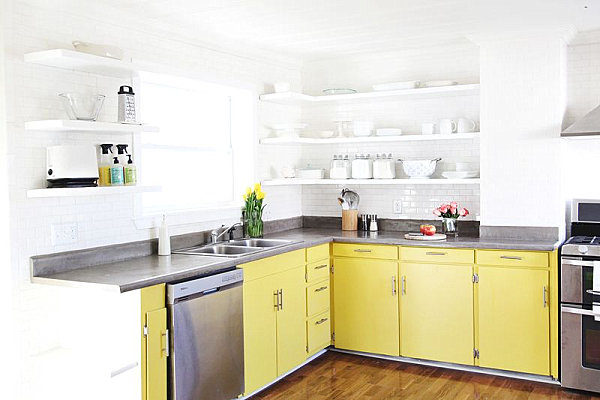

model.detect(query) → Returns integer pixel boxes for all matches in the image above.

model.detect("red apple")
[422,225,436,236]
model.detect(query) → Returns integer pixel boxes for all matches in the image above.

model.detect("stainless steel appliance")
[167,269,244,400]
[561,199,600,393]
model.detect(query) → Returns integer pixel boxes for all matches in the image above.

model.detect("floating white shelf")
[260,132,480,145]
[25,120,159,133]
[259,84,480,105]
[24,49,141,78]
[27,185,162,198]
[262,178,480,186]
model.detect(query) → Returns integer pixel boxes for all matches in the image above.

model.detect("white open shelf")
[25,119,159,134]
[27,185,162,198]
[259,84,480,105]
[260,132,480,145]
[262,178,480,186]
[24,49,141,78]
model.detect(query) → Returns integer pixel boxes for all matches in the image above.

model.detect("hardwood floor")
[253,351,600,400]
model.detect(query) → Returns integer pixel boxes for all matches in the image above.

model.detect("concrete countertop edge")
[32,229,561,293]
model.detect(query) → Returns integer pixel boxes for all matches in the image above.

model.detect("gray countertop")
[32,228,560,293]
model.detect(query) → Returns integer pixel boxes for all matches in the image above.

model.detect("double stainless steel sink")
[173,238,295,258]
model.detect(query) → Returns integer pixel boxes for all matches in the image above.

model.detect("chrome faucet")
[211,223,242,244]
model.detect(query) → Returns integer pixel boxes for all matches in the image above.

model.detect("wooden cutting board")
[404,233,447,241]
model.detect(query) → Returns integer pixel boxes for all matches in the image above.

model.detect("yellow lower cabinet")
[400,262,474,365]
[477,266,550,375]
[276,266,307,376]
[307,279,330,317]
[243,273,279,394]
[141,284,167,400]
[333,257,399,356]
[307,311,331,355]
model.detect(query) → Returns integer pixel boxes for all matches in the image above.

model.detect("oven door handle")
[562,306,600,317]
[562,258,596,267]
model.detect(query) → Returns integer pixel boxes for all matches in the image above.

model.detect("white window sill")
[134,205,242,230]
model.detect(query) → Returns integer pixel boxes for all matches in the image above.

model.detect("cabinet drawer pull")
[315,318,329,325]
[274,290,280,310]
[314,286,328,292]
[279,289,283,311]
[401,276,406,295]
[314,264,328,270]
[161,329,170,357]
[426,252,447,256]
[500,255,522,260]
[353,249,372,253]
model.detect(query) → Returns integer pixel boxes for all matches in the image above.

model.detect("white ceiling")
[99,0,600,60]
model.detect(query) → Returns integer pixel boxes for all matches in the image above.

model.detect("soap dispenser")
[98,144,113,186]
[124,154,137,186]
[110,156,124,185]
[116,144,129,165]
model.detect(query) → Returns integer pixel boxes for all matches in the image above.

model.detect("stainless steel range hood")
[562,104,600,138]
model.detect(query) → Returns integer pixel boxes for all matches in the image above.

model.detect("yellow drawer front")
[240,250,305,281]
[307,311,331,355]
[476,250,548,268]
[307,280,330,317]
[306,259,330,283]
[307,243,330,263]
[400,247,474,264]
[333,243,398,260]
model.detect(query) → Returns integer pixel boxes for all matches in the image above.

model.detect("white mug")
[421,122,435,135]
[457,118,477,133]
[439,119,457,135]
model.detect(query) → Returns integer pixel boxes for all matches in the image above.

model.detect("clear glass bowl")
[58,93,105,121]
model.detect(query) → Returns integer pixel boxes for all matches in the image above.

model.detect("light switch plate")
[393,200,402,214]
[51,222,78,246]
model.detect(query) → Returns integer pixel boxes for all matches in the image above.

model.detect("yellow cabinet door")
[400,262,474,365]
[243,274,279,394]
[478,266,550,375]
[146,308,168,400]
[333,258,399,356]
[276,266,307,375]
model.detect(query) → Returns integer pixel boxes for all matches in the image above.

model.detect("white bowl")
[442,171,479,179]
[398,158,441,178]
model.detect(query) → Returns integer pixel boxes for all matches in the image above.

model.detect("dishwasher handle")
[167,269,243,304]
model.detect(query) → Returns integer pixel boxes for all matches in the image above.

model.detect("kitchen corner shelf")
[262,178,480,186]
[260,132,480,145]
[27,185,162,198]
[25,120,159,134]
[259,84,480,105]
[24,49,142,78]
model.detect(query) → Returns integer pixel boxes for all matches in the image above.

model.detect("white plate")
[423,80,458,88]
[442,171,479,179]
[375,128,402,136]
[372,81,420,91]
[404,233,447,241]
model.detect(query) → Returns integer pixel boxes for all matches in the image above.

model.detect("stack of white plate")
[441,171,479,179]
[268,123,307,138]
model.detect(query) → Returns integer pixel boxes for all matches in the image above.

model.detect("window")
[137,72,254,220]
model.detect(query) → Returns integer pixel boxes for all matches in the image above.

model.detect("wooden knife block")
[342,210,358,231]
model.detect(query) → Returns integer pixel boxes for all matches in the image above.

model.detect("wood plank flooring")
[253,351,600,400]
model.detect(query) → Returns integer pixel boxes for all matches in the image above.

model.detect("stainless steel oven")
[561,256,600,392]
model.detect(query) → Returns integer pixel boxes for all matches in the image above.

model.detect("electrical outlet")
[393,200,403,214]
[51,222,78,246]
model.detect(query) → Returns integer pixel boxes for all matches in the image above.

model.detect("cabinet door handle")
[426,252,447,256]
[161,329,170,357]
[543,286,547,308]
[391,276,397,296]
[314,286,328,292]
[401,276,406,295]
[279,289,283,311]
[274,290,280,311]
[315,318,329,325]
[314,264,328,270]
[354,249,372,253]
[501,255,522,260]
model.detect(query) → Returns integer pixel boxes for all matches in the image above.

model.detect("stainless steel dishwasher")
[167,269,244,400]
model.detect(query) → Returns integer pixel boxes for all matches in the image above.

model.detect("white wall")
[4,0,302,397]
[479,35,565,230]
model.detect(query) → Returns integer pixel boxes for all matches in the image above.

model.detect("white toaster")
[46,145,99,188]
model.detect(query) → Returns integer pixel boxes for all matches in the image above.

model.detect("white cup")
[439,119,457,135]
[421,122,436,135]
[457,118,477,133]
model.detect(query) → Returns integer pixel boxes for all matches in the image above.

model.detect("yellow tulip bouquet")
[243,183,266,237]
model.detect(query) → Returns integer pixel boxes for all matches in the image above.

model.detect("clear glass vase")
[442,217,458,237]
[245,213,263,238]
